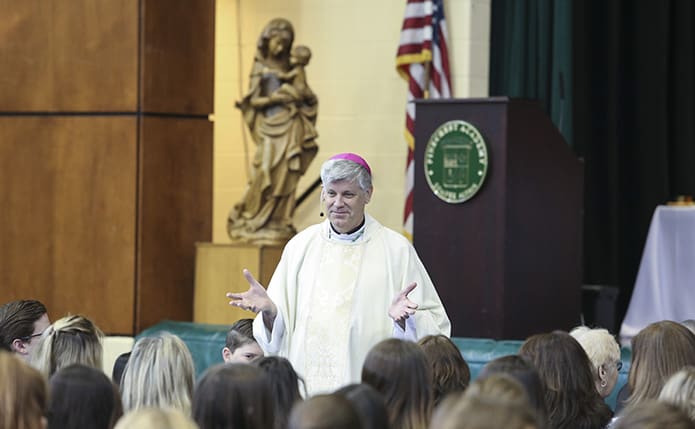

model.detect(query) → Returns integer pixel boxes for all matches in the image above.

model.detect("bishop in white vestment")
[227,153,451,395]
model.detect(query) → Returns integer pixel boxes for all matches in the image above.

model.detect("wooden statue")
[228,18,318,245]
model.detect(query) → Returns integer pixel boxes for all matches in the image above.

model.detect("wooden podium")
[413,98,584,339]
[193,243,283,325]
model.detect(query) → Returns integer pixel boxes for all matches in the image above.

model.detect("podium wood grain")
[194,244,283,325]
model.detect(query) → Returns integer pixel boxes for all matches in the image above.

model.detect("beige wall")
[213,0,490,242]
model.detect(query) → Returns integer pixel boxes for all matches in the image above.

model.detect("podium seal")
[424,120,488,204]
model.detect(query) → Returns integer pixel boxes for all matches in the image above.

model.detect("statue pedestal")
[193,243,284,325]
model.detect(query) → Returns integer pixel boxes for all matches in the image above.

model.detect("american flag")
[396,0,452,240]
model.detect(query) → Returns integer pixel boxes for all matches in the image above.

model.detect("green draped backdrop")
[490,0,695,329]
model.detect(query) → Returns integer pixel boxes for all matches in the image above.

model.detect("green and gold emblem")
[424,120,488,204]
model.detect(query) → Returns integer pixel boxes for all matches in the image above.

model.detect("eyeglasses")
[19,332,43,342]
[616,361,623,371]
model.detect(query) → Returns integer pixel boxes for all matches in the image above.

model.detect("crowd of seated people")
[3,300,695,429]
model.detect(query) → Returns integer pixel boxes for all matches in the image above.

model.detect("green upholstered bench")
[450,336,631,411]
[137,321,631,410]
[137,320,229,378]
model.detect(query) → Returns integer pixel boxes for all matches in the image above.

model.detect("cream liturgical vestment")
[253,214,451,395]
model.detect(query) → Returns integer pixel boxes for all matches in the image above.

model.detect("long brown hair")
[520,331,612,429]
[418,335,470,405]
[626,320,695,409]
[0,351,47,429]
[362,338,432,429]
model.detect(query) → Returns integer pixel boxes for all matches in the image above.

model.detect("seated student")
[30,314,103,379]
[682,319,695,335]
[362,338,433,429]
[335,383,391,429]
[222,318,263,363]
[418,334,471,406]
[570,326,622,398]
[433,373,541,429]
[464,373,534,409]
[255,356,303,429]
[48,364,123,429]
[623,321,695,413]
[613,401,695,429]
[114,408,198,429]
[0,299,50,361]
[0,350,48,429]
[193,363,275,429]
[111,352,131,387]
[658,366,695,422]
[431,392,540,429]
[478,354,547,423]
[121,332,195,416]
[288,394,362,429]
[520,331,613,429]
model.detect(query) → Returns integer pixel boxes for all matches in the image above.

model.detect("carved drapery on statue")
[228,18,318,245]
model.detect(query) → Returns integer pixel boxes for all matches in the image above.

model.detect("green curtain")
[490,0,573,145]
[491,0,695,328]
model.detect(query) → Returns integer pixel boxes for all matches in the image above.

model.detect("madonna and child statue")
[228,18,319,245]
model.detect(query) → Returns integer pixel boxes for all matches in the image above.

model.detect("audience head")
[0,350,48,429]
[30,314,103,379]
[417,335,471,405]
[255,356,303,429]
[288,393,362,429]
[222,318,263,363]
[48,364,122,429]
[464,373,531,407]
[335,383,390,429]
[569,326,622,398]
[114,408,198,429]
[362,338,432,429]
[111,352,131,387]
[613,400,695,429]
[121,332,195,415]
[193,363,274,429]
[627,320,695,409]
[658,365,695,422]
[430,392,539,429]
[0,300,49,360]
[519,330,612,429]
[682,320,695,335]
[479,354,547,420]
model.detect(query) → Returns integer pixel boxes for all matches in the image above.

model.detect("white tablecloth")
[620,206,695,342]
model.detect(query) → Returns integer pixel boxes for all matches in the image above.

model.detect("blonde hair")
[464,373,530,407]
[0,351,48,429]
[121,332,195,415]
[431,392,539,429]
[659,366,695,421]
[570,326,621,375]
[627,321,695,410]
[30,314,103,378]
[114,408,198,429]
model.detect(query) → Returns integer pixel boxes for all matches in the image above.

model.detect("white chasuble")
[303,241,361,393]
[253,215,451,396]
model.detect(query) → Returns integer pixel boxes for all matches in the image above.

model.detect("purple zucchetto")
[329,153,372,177]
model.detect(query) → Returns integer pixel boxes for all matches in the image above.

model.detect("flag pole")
[422,60,432,99]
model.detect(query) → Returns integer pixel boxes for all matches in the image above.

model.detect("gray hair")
[320,159,372,192]
[569,326,621,374]
[121,332,195,416]
[682,320,695,335]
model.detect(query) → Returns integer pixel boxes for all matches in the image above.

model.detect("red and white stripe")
[397,0,452,241]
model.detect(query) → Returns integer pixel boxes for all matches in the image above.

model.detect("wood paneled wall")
[0,0,214,334]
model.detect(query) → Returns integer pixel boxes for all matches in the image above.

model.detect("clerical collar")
[328,218,366,242]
